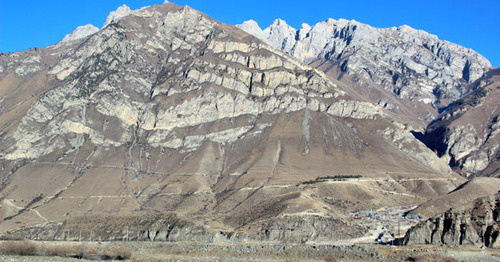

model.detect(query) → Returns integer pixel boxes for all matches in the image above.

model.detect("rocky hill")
[237,19,491,129]
[403,191,500,247]
[0,2,472,242]
[423,68,499,178]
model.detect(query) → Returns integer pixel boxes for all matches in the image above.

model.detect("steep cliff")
[423,68,499,178]
[403,191,500,247]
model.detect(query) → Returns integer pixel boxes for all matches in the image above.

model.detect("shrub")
[299,175,363,185]
[44,245,73,257]
[0,241,133,260]
[406,254,458,262]
[109,246,133,260]
[0,240,37,256]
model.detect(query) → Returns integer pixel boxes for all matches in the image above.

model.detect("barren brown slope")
[409,177,500,219]
[0,3,464,242]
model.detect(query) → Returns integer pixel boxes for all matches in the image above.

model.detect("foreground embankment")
[0,240,499,261]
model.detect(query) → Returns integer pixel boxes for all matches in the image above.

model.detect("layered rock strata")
[403,192,500,247]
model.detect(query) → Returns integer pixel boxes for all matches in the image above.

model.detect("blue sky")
[0,0,498,66]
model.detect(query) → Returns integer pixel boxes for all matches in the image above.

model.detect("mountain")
[237,19,491,129]
[423,68,499,178]
[0,3,468,242]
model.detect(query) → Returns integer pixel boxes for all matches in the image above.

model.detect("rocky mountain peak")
[235,20,265,40]
[397,24,416,32]
[271,18,288,26]
[103,4,132,28]
[238,18,491,111]
[59,3,134,45]
[297,23,311,39]
[236,19,262,35]
[261,19,296,52]
[60,24,100,43]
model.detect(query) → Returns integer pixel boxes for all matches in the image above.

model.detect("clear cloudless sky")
[0,0,498,66]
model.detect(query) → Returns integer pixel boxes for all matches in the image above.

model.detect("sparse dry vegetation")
[0,241,497,261]
[0,240,132,260]
[300,175,363,185]
[0,240,37,256]
[109,246,133,260]
[323,254,339,262]
[42,244,74,257]
[405,254,459,262]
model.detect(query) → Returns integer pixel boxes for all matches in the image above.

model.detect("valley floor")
[1,241,499,261]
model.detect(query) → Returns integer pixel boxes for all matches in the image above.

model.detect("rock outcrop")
[423,68,500,178]
[403,192,500,247]
[103,4,132,28]
[61,24,100,44]
[2,213,366,243]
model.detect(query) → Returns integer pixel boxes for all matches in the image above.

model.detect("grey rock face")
[3,5,389,162]
[378,127,453,174]
[61,24,100,43]
[103,4,132,28]
[4,214,365,243]
[234,215,366,243]
[237,19,491,107]
[3,214,213,242]
[403,192,500,247]
[423,69,499,178]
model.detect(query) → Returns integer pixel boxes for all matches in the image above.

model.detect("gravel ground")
[439,250,500,262]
